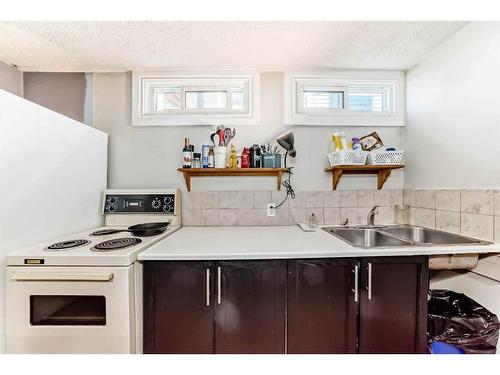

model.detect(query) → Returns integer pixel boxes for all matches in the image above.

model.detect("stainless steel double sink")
[322,225,491,248]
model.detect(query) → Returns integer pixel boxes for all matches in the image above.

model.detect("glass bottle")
[182,138,192,168]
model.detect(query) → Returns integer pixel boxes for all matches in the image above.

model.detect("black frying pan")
[91,222,170,237]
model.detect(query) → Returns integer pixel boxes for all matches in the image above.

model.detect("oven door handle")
[10,272,114,282]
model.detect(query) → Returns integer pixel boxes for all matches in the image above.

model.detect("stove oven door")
[5,266,135,354]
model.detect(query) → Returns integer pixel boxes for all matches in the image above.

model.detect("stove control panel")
[103,191,178,214]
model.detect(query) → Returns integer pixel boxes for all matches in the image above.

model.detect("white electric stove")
[5,189,181,354]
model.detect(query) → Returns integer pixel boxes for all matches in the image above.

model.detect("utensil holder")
[214,146,227,168]
[262,153,276,168]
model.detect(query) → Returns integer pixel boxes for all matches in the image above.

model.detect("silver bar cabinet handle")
[217,266,222,304]
[205,268,210,307]
[367,262,373,300]
[352,265,359,302]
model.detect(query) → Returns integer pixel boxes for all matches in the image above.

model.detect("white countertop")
[138,226,500,261]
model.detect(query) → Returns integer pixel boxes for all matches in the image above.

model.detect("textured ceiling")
[0,21,468,72]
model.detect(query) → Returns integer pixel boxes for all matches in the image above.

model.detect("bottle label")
[183,152,192,167]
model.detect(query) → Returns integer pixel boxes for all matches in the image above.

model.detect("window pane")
[348,92,384,112]
[185,91,227,109]
[303,91,344,109]
[231,90,244,110]
[155,90,181,112]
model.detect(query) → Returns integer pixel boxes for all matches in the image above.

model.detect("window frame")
[285,70,405,126]
[132,71,260,126]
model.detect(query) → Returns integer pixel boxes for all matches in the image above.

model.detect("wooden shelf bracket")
[324,164,404,190]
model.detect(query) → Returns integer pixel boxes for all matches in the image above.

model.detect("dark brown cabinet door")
[287,259,359,353]
[143,261,215,354]
[214,261,286,354]
[358,256,429,354]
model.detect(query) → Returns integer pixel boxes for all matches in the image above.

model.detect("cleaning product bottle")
[228,144,238,168]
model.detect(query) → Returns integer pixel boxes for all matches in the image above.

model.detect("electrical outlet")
[267,203,276,217]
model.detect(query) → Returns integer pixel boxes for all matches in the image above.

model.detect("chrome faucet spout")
[367,206,379,227]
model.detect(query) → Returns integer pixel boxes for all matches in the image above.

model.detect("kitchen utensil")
[217,129,225,146]
[210,133,217,146]
[224,128,232,145]
[91,222,170,237]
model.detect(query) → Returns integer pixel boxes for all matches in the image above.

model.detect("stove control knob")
[152,198,161,210]
[108,205,116,212]
[163,196,172,205]
[109,197,118,204]
[163,204,172,212]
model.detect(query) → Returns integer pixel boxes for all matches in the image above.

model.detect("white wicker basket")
[327,150,368,166]
[367,150,404,165]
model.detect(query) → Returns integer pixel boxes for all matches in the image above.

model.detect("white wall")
[93,72,404,191]
[404,22,500,188]
[0,90,108,352]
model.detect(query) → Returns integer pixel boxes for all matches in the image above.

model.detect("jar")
[193,153,201,168]
[214,146,227,168]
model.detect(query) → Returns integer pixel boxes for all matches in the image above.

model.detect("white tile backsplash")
[400,188,500,243]
[306,191,324,208]
[289,191,307,208]
[218,191,237,209]
[290,208,307,224]
[435,189,460,212]
[323,208,341,225]
[375,206,395,225]
[435,210,461,234]
[340,207,357,225]
[254,191,272,209]
[254,208,274,226]
[272,190,288,208]
[495,216,500,243]
[390,189,403,207]
[340,190,357,207]
[461,213,494,241]
[306,208,323,225]
[323,191,340,207]
[182,191,201,209]
[236,191,254,209]
[274,208,291,226]
[219,209,237,226]
[374,189,392,206]
[415,208,436,228]
[461,189,494,215]
[237,209,254,226]
[183,188,500,243]
[201,191,218,209]
[182,208,202,226]
[357,189,375,208]
[494,190,500,216]
[201,208,219,226]
[415,189,436,209]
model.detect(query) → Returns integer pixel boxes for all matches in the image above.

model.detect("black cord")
[275,168,295,209]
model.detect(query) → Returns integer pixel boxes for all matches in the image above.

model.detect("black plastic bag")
[428,289,500,354]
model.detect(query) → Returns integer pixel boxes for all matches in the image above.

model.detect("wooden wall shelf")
[324,165,404,190]
[177,168,288,191]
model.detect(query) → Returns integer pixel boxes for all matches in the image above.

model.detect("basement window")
[132,71,260,126]
[285,71,405,126]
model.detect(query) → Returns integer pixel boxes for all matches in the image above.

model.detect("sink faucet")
[341,218,349,227]
[367,206,379,227]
